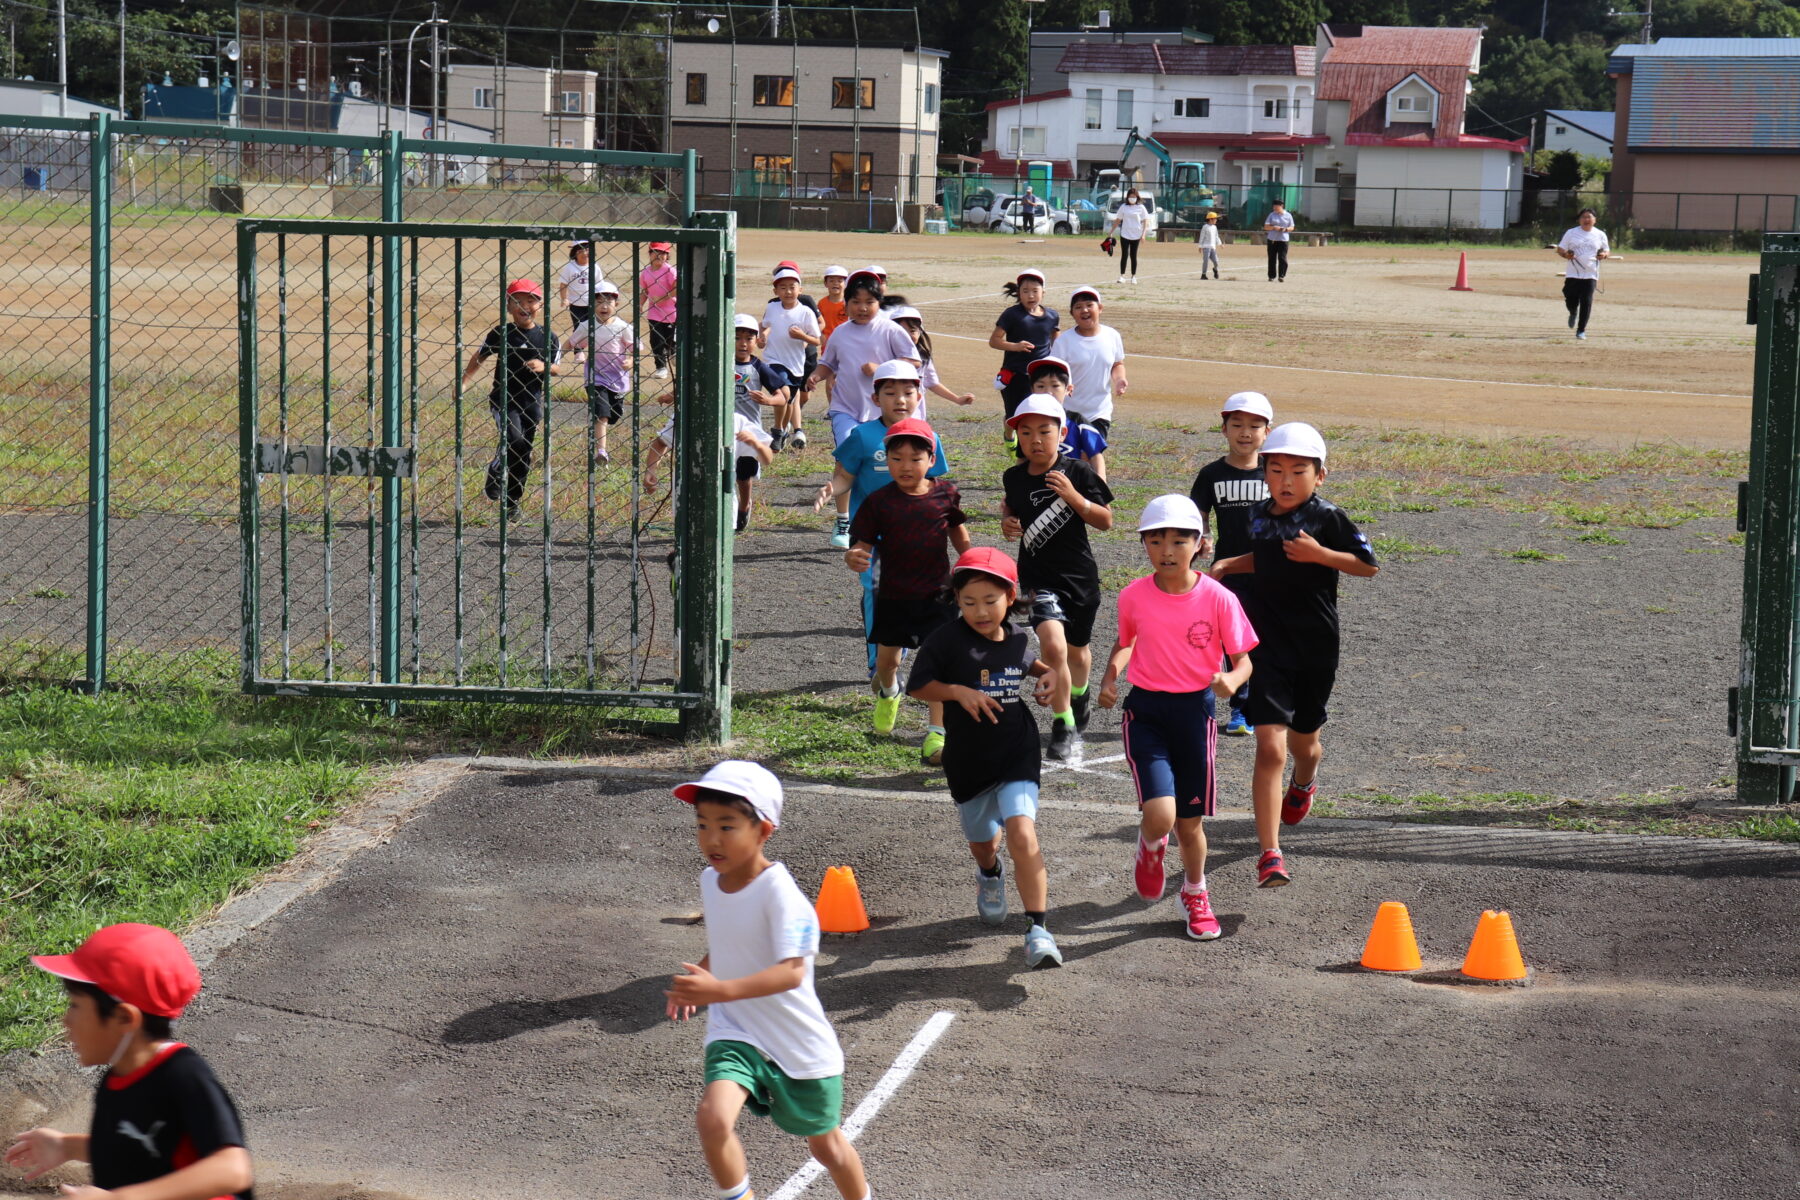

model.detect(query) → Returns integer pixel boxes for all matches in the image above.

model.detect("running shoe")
[975,867,1007,925]
[1071,688,1093,732]
[1223,709,1252,737]
[1024,924,1063,968]
[1257,848,1290,888]
[1575,331,1587,340]
[921,729,945,766]
[592,446,611,467]
[1282,779,1316,825]
[653,366,669,380]
[1047,721,1080,762]
[734,508,749,534]
[483,469,501,503]
[1182,889,1222,941]
[790,428,808,451]
[872,687,901,735]
[768,429,787,454]
[1134,835,1168,902]
[1568,311,1577,330]
[830,516,852,550]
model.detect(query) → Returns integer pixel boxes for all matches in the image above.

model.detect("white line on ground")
[766,1010,958,1200]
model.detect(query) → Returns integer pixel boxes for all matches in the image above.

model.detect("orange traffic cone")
[1449,250,1474,291]
[1459,909,1528,981]
[816,866,871,934]
[1359,901,1423,972]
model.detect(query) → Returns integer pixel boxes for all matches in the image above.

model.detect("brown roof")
[1055,43,1315,78]
[1318,26,1483,141]
[1318,25,1480,68]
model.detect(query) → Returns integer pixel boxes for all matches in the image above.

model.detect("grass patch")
[1370,534,1453,561]
[1507,547,1565,562]
[1336,788,1800,841]
[1574,529,1627,545]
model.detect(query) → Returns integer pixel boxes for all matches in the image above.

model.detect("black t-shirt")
[906,619,1041,801]
[1002,455,1113,607]
[480,321,561,404]
[994,305,1060,375]
[1190,458,1270,560]
[1242,494,1378,664]
[90,1044,253,1199]
[848,480,967,600]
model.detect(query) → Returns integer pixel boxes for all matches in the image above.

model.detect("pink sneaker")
[1134,835,1168,902]
[1182,889,1221,940]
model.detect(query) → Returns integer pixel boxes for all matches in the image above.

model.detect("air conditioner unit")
[1097,10,1111,26]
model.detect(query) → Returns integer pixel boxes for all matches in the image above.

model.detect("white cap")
[733,313,762,333]
[568,238,592,249]
[1138,493,1207,534]
[872,359,921,383]
[589,279,620,297]
[772,266,801,283]
[889,306,922,322]
[673,760,784,827]
[1261,421,1328,463]
[1069,285,1103,305]
[1005,394,1067,430]
[823,264,849,278]
[1016,267,1046,286]
[1221,391,1274,422]
[863,263,888,278]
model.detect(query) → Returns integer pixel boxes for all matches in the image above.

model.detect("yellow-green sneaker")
[873,691,902,734]
[921,729,945,765]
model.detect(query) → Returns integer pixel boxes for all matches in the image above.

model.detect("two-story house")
[1306,23,1525,229]
[668,36,945,201]
[442,64,598,154]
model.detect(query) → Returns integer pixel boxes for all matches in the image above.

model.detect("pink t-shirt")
[1116,573,1258,694]
[640,262,678,323]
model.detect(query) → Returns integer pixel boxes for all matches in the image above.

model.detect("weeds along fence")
[0,113,697,693]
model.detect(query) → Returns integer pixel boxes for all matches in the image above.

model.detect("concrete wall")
[1352,145,1514,228]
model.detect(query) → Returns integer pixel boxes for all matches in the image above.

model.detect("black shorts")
[1085,416,1112,440]
[1122,687,1217,818]
[802,352,819,393]
[735,454,762,482]
[586,384,625,423]
[568,304,591,329]
[1026,588,1099,648]
[869,593,954,649]
[1242,646,1335,735]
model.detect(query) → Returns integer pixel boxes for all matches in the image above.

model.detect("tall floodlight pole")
[403,15,447,140]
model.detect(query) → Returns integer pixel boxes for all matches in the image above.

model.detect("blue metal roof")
[1544,109,1615,142]
[1610,37,1800,73]
[1626,56,1800,149]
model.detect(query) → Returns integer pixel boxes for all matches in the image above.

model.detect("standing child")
[760,266,822,452]
[908,546,1064,967]
[461,277,566,517]
[1096,495,1257,939]
[1020,358,1108,480]
[729,313,789,532]
[1051,286,1127,438]
[988,269,1059,438]
[888,306,975,420]
[562,280,634,466]
[1189,390,1273,735]
[667,761,871,1200]
[1001,395,1114,761]
[5,924,256,1200]
[1210,422,1379,887]
[845,418,970,739]
[640,240,679,381]
[1197,212,1222,280]
[557,239,602,332]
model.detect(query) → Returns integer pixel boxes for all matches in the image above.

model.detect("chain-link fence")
[0,114,699,695]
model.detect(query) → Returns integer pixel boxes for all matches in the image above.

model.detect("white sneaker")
[653,367,669,380]
[1024,925,1063,968]
[1117,276,1125,284]
[1130,276,1138,284]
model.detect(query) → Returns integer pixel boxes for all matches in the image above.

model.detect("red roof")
[972,151,1076,178]
[1318,62,1470,141]
[1055,43,1316,78]
[1223,149,1302,161]
[986,88,1071,112]
[1345,132,1525,151]
[1154,132,1328,149]
[1318,26,1480,68]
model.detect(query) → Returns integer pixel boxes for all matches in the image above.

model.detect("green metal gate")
[236,217,736,738]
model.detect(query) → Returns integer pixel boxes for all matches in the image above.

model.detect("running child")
[907,546,1064,968]
[808,270,917,548]
[1197,212,1222,280]
[6,923,255,1200]
[729,313,789,531]
[889,305,975,419]
[806,265,851,450]
[667,761,871,1200]
[640,240,678,381]
[760,265,822,452]
[643,393,774,534]
[557,238,602,332]
[988,268,1059,439]
[1096,495,1257,940]
[1209,422,1379,887]
[1051,286,1127,437]
[1021,356,1108,480]
[562,279,634,467]
[844,418,970,740]
[460,277,566,518]
[1189,390,1273,736]
[1000,395,1114,761]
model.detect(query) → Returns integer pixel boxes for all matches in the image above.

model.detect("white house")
[1306,23,1525,228]
[981,39,1321,192]
[1542,109,1613,158]
[442,64,598,152]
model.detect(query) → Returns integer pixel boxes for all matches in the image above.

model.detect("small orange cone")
[1359,901,1423,972]
[816,866,871,933]
[1449,250,1474,291]
[1459,909,1528,981]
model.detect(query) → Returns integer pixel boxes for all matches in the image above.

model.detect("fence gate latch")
[1747,273,1759,325]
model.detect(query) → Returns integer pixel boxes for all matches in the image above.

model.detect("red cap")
[31,924,203,1019]
[883,417,936,446]
[952,546,1019,588]
[505,278,543,298]
[774,260,800,273]
[649,241,674,253]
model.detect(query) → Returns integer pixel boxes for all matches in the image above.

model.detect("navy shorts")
[762,362,803,394]
[1122,687,1218,819]
[1027,588,1099,649]
[1242,648,1334,735]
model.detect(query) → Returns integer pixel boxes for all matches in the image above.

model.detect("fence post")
[85,112,112,693]
[682,148,697,222]
[236,221,260,698]
[379,130,402,693]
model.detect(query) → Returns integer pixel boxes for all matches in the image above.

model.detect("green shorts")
[704,1040,843,1137]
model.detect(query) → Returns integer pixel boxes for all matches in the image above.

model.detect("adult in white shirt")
[1262,199,1294,282]
[1555,208,1611,341]
[1052,285,1128,435]
[1109,188,1151,283]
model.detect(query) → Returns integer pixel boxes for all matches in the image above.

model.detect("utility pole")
[118,0,126,117]
[57,0,67,116]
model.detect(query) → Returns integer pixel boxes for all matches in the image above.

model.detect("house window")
[1395,96,1422,112]
[832,77,875,109]
[1116,88,1134,129]
[1250,165,1285,184]
[830,151,873,195]
[560,91,583,114]
[1176,97,1209,119]
[1314,166,1339,184]
[473,87,495,109]
[1263,99,1289,119]
[1085,88,1102,130]
[1554,124,1567,135]
[923,83,938,114]
[751,153,792,185]
[753,75,795,107]
[1007,125,1046,156]
[686,73,706,105]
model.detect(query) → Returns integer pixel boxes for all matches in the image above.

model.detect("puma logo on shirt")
[1023,494,1072,553]
[117,1119,165,1158]
[1210,479,1268,504]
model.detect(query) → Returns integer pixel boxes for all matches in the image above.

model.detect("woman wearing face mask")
[1109,188,1150,284]
[987,268,1058,445]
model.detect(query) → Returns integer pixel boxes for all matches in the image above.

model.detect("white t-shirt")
[818,316,918,421]
[760,299,822,375]
[1113,202,1150,241]
[656,413,769,525]
[700,863,844,1080]
[1558,226,1610,280]
[558,260,604,303]
[1054,324,1126,424]
[1198,223,1222,248]
[1263,210,1294,241]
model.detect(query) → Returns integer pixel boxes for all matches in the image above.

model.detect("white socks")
[1182,874,1208,896]
[718,1180,751,1200]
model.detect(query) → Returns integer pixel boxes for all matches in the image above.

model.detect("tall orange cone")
[816,866,871,933]
[1459,909,1528,981]
[1359,901,1423,971]
[1449,250,1474,291]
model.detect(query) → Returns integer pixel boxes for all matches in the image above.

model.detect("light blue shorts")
[957,780,1040,843]
[829,409,862,447]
